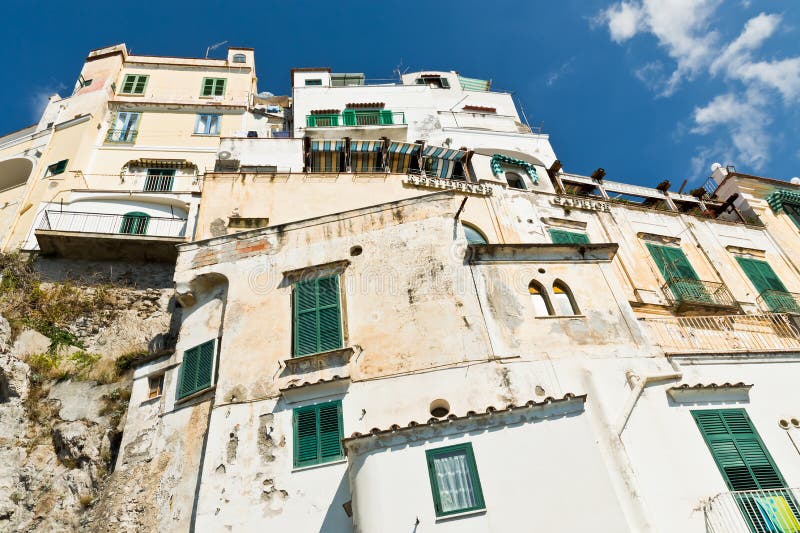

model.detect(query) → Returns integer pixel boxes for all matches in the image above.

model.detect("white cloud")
[602,2,645,42]
[692,91,771,169]
[546,58,576,87]
[596,2,800,173]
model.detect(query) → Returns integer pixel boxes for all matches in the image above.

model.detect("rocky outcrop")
[0,277,174,532]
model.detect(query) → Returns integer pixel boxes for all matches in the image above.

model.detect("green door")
[647,244,711,304]
[736,257,798,312]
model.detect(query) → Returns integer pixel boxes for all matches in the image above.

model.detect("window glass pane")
[196,115,209,133]
[530,293,550,316]
[552,287,574,315]
[463,225,486,244]
[432,449,478,513]
[209,115,220,134]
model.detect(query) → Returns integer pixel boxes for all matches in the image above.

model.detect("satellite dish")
[710,162,722,171]
[790,177,800,185]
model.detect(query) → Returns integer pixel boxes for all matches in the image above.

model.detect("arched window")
[462,223,487,245]
[232,53,247,63]
[119,211,150,235]
[552,281,579,315]
[505,171,526,190]
[529,281,552,316]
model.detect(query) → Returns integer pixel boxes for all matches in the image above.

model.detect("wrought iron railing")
[704,488,800,533]
[106,129,138,143]
[662,278,737,308]
[757,290,800,314]
[306,111,405,127]
[38,210,186,238]
[640,313,800,354]
[143,174,174,192]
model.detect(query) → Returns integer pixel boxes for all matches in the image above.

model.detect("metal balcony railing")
[640,313,800,354]
[306,111,405,128]
[704,488,800,533]
[143,174,174,192]
[38,210,186,238]
[106,129,138,143]
[757,290,800,314]
[662,278,737,309]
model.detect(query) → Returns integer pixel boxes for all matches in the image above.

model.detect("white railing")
[38,210,186,238]
[640,313,800,354]
[704,488,800,533]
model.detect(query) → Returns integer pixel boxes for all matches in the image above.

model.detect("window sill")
[191,133,220,137]
[117,93,145,97]
[283,346,354,372]
[291,458,347,473]
[141,394,162,405]
[174,385,216,405]
[435,508,486,522]
[535,314,586,319]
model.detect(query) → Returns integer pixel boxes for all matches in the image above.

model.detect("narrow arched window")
[505,171,526,190]
[529,280,552,316]
[462,223,488,245]
[119,211,150,235]
[552,281,579,315]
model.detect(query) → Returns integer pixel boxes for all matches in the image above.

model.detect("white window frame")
[195,114,221,135]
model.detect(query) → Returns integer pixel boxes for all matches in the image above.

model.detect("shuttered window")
[201,77,226,97]
[735,257,797,312]
[293,400,344,467]
[293,275,343,357]
[176,339,216,399]
[549,228,590,244]
[45,159,68,177]
[693,409,786,491]
[120,74,148,95]
[646,243,699,281]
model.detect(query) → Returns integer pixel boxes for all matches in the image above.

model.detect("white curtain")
[433,451,477,512]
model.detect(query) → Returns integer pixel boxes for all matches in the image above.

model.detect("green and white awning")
[458,76,491,92]
[387,142,420,173]
[350,140,383,172]
[311,140,343,172]
[490,154,539,184]
[766,189,800,213]
[422,146,466,179]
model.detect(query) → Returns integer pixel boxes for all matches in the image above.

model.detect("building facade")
[2,45,800,532]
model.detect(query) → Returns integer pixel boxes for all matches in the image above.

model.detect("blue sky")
[2,0,798,187]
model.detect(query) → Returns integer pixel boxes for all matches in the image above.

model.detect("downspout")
[616,360,683,437]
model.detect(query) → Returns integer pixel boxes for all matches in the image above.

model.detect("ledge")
[282,347,354,373]
[282,260,351,282]
[280,375,350,403]
[468,243,618,263]
[667,382,753,403]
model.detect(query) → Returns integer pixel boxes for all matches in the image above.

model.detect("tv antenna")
[206,40,228,58]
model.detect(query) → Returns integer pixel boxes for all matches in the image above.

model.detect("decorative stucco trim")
[282,259,351,282]
[490,154,539,184]
[342,394,586,454]
[282,346,354,373]
[541,217,588,230]
[766,189,800,213]
[725,245,766,258]
[637,232,681,245]
[280,375,351,403]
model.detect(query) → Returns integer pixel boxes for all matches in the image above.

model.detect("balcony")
[662,278,739,313]
[106,129,138,144]
[640,313,800,354]
[35,210,187,262]
[757,290,800,314]
[306,111,405,127]
[143,174,175,192]
[704,488,800,533]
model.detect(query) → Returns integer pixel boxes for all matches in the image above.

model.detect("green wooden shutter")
[202,78,226,96]
[342,109,356,126]
[293,275,342,357]
[177,339,215,399]
[379,110,394,125]
[647,244,699,281]
[693,409,786,491]
[550,229,590,244]
[736,257,787,294]
[121,75,147,94]
[293,400,343,467]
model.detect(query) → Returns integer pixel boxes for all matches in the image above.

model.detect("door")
[647,243,711,304]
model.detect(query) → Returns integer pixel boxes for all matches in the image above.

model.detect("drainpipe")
[616,362,683,437]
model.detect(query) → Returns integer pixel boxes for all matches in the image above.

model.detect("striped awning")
[350,141,383,172]
[311,140,343,172]
[311,140,343,152]
[490,154,539,184]
[458,76,491,92]
[422,146,466,179]
[766,189,800,213]
[387,142,420,173]
[127,158,196,169]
